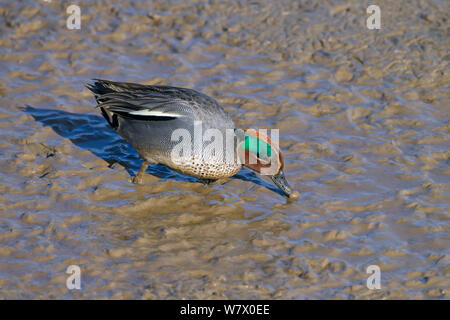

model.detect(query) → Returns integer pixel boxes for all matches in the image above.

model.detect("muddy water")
[0,0,449,299]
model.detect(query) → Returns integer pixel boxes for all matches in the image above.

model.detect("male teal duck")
[87,79,298,199]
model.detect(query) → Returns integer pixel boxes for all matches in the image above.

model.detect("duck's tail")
[86,79,151,97]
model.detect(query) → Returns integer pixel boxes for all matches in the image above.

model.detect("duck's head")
[235,129,299,200]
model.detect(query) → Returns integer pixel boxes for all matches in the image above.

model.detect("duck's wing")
[86,79,199,120]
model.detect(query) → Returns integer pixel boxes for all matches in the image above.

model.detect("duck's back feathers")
[87,79,191,121]
[86,79,232,127]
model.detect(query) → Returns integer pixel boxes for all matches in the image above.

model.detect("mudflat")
[0,0,448,299]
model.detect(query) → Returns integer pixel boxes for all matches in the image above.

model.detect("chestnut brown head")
[235,128,297,199]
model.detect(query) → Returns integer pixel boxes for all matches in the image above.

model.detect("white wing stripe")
[128,110,183,117]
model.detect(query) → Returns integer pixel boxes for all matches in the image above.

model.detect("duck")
[87,79,298,199]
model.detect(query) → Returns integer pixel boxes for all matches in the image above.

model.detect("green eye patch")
[240,134,272,159]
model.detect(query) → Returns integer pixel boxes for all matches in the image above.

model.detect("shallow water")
[0,0,449,299]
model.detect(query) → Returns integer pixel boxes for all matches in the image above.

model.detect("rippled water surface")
[0,0,449,299]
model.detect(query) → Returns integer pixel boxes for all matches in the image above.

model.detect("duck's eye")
[241,135,272,161]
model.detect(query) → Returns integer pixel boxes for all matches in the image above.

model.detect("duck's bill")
[271,170,294,198]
